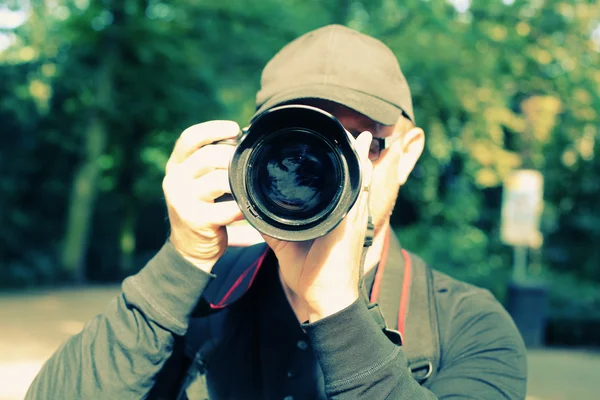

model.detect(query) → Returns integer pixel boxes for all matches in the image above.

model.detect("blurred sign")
[501,170,544,248]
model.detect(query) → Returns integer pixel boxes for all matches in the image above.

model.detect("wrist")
[168,237,219,273]
[179,254,218,273]
[305,290,359,323]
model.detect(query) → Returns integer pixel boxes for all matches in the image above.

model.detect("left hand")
[262,131,373,322]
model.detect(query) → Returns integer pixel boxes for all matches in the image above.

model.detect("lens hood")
[228,105,362,242]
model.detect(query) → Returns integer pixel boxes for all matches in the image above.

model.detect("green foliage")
[0,0,599,324]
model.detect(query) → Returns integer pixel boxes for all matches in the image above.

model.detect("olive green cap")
[253,24,414,125]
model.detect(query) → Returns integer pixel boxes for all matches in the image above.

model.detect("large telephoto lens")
[227,105,362,241]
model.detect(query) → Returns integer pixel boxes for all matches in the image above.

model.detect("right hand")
[163,120,244,272]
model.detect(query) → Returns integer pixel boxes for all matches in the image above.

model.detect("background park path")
[1,286,599,400]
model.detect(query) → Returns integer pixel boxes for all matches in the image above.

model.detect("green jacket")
[26,236,527,399]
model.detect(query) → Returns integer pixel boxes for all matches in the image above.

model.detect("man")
[27,25,527,399]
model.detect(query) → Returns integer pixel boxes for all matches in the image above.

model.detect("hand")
[262,131,373,322]
[163,120,244,272]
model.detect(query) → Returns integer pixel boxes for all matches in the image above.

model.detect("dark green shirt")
[26,239,527,399]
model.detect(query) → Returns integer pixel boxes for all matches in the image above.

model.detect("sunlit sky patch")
[448,0,515,14]
[0,5,27,52]
[0,6,27,29]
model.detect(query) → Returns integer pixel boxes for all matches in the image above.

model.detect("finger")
[208,201,244,226]
[355,130,373,159]
[341,131,372,227]
[175,144,235,178]
[169,120,239,165]
[193,169,231,201]
[355,131,373,189]
[163,168,231,207]
[260,234,278,250]
[324,131,372,236]
[358,183,371,220]
[349,180,370,221]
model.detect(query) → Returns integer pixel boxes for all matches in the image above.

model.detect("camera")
[217,105,362,242]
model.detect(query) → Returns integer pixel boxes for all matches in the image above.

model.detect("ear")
[397,127,424,185]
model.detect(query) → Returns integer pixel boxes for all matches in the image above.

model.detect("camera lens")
[248,128,342,225]
[227,105,362,241]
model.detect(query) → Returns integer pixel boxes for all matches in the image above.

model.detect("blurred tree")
[374,0,600,299]
[0,0,598,328]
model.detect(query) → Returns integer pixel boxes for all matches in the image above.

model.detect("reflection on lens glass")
[250,130,342,223]
[266,145,323,211]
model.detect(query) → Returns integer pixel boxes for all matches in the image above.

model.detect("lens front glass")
[249,129,342,224]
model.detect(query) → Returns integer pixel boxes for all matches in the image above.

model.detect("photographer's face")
[295,99,424,234]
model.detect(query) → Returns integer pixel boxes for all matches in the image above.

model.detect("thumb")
[354,131,373,189]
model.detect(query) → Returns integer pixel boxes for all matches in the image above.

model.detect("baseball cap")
[253,24,414,125]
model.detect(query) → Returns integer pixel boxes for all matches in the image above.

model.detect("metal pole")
[513,246,528,282]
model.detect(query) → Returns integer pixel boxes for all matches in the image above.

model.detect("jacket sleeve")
[25,241,214,400]
[303,291,527,399]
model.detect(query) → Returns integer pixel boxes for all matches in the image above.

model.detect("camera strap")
[360,224,404,346]
[357,174,403,343]
[358,201,403,346]
[359,224,440,383]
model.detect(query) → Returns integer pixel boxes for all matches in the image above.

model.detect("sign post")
[500,169,548,347]
[500,169,545,281]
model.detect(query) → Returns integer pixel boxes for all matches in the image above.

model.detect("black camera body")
[220,105,362,242]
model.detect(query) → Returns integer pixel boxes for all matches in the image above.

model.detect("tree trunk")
[60,115,108,283]
[119,198,137,274]
[61,57,114,284]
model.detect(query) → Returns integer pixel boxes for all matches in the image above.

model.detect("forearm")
[26,241,213,399]
[304,298,437,399]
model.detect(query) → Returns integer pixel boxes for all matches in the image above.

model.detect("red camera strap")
[369,227,412,339]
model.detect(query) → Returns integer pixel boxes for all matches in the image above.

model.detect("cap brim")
[253,84,402,126]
